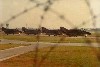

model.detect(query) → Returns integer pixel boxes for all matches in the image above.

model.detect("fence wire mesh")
[0,0,100,67]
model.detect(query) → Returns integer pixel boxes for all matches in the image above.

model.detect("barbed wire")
[0,0,100,66]
[85,0,96,27]
[34,0,100,66]
[84,0,100,62]
[1,0,100,29]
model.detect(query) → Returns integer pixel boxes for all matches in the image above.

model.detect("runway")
[0,39,100,62]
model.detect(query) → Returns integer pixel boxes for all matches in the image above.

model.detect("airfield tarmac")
[0,39,100,61]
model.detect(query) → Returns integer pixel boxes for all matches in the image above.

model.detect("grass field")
[0,44,30,50]
[0,34,100,43]
[0,46,100,67]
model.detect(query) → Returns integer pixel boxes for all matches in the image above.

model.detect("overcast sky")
[0,0,100,29]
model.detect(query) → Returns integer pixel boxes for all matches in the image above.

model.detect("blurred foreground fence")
[0,0,100,67]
